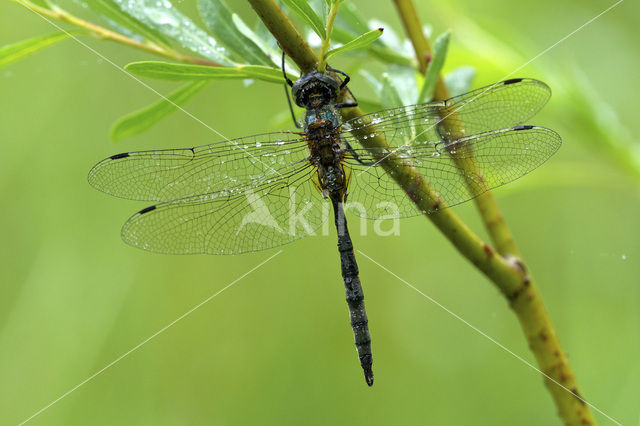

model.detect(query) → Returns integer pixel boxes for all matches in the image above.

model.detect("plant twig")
[12,0,221,67]
[249,0,316,73]
[392,0,595,424]
[250,0,596,424]
[317,0,342,72]
[394,0,518,256]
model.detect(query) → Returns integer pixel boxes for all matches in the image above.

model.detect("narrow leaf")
[334,1,369,34]
[30,0,54,7]
[125,61,248,81]
[369,19,404,52]
[0,32,70,68]
[239,65,295,84]
[281,0,326,39]
[380,73,404,110]
[418,31,450,103]
[86,0,169,46]
[111,0,235,65]
[324,28,383,62]
[197,0,272,66]
[360,69,383,98]
[232,14,282,68]
[385,65,419,106]
[444,66,476,97]
[125,61,295,84]
[309,0,329,23]
[111,81,209,141]
[331,26,412,66]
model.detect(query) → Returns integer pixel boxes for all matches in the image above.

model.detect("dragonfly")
[88,61,561,386]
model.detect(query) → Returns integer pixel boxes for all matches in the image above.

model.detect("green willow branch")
[11,0,220,66]
[246,0,523,290]
[249,0,596,425]
[392,1,595,424]
[317,0,341,72]
[393,0,518,256]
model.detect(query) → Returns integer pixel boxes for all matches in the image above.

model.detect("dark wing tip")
[109,152,130,160]
[513,125,534,131]
[138,205,157,215]
[503,78,523,85]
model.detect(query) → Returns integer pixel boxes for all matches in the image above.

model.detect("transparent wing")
[88,131,309,202]
[344,126,561,218]
[121,164,329,254]
[341,78,551,146]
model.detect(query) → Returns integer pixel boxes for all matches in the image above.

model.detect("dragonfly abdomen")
[332,199,373,386]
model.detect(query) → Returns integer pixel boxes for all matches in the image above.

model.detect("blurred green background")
[1,0,639,425]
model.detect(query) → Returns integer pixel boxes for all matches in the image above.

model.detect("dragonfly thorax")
[303,104,340,131]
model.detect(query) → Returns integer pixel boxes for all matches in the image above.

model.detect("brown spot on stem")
[571,387,586,405]
[508,287,523,302]
[539,331,548,342]
[514,259,527,274]
[483,243,494,258]
[504,254,528,275]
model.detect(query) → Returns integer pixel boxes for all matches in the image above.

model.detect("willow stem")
[249,0,596,424]
[392,0,596,424]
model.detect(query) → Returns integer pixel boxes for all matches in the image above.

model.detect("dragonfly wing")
[342,78,551,146]
[88,131,308,202]
[345,126,561,218]
[121,164,328,254]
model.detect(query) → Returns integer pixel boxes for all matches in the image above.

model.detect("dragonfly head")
[292,71,340,109]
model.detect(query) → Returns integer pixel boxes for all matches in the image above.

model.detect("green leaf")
[238,65,292,84]
[369,19,404,52]
[385,65,419,105]
[307,0,331,22]
[111,81,209,141]
[125,61,248,81]
[418,31,450,103]
[379,72,404,110]
[231,14,278,66]
[331,5,413,67]
[324,28,383,62]
[197,0,272,66]
[0,32,70,69]
[111,0,235,66]
[85,0,169,47]
[281,0,326,39]
[444,66,476,97]
[235,15,298,76]
[125,61,294,84]
[330,26,412,66]
[30,0,55,8]
[334,1,369,34]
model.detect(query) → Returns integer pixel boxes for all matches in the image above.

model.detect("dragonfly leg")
[281,51,294,87]
[327,65,358,109]
[345,140,376,166]
[281,51,301,128]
